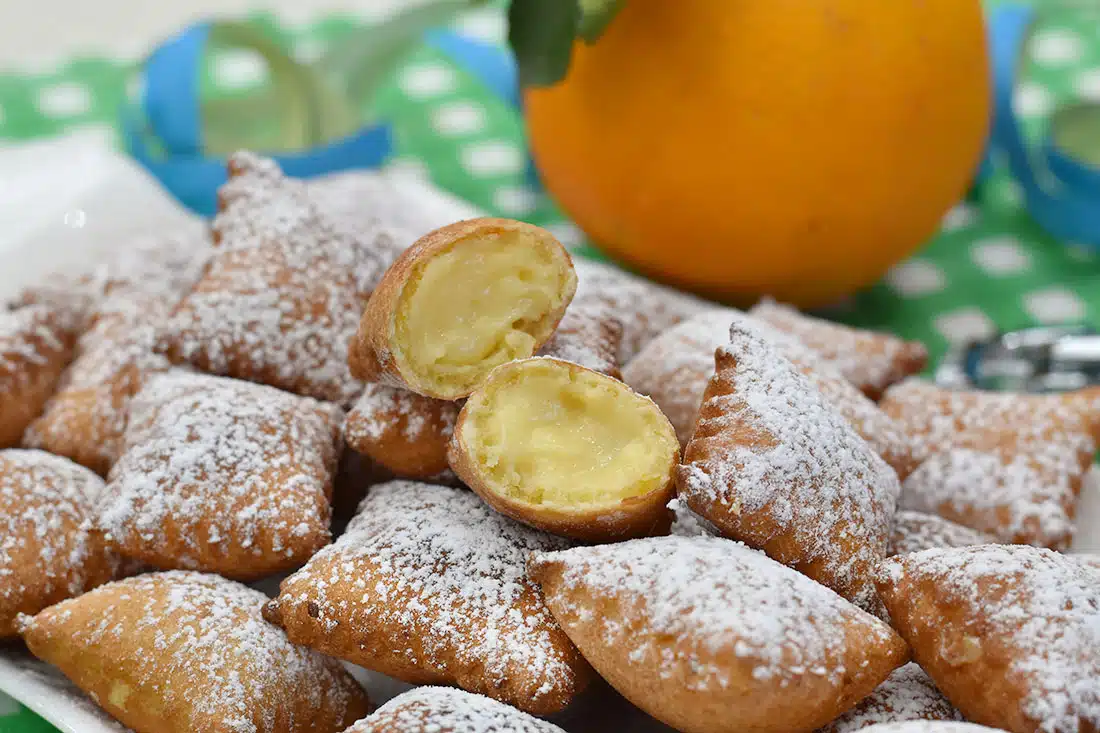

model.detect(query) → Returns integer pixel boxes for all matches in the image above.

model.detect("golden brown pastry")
[349,218,577,400]
[528,536,909,733]
[749,299,928,399]
[157,151,404,405]
[817,663,962,733]
[448,357,680,542]
[344,686,565,733]
[263,481,591,715]
[876,544,1100,733]
[0,305,75,447]
[889,511,994,556]
[0,449,116,638]
[343,383,458,481]
[537,298,624,379]
[100,370,342,580]
[677,323,900,609]
[19,571,370,733]
[880,379,1098,548]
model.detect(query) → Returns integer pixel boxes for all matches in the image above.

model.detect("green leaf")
[508,0,580,88]
[577,0,623,43]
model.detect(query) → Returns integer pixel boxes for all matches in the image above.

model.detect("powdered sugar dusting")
[854,724,1001,733]
[678,323,900,607]
[889,511,993,556]
[345,383,456,445]
[19,571,366,733]
[0,305,68,374]
[349,686,565,732]
[879,545,1100,733]
[100,370,341,578]
[668,497,721,537]
[538,299,623,378]
[158,152,405,405]
[530,536,900,692]
[270,481,580,708]
[819,663,962,733]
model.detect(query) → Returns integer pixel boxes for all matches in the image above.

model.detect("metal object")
[935,325,1100,392]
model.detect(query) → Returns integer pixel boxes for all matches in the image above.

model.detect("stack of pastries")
[1,152,1097,733]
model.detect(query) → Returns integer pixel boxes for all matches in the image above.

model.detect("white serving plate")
[0,137,1095,733]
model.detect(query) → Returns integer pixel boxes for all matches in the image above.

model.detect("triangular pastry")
[889,511,994,556]
[0,304,75,447]
[537,297,624,379]
[817,663,963,733]
[345,687,566,733]
[678,323,900,609]
[262,481,592,715]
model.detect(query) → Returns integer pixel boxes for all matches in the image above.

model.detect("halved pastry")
[0,449,116,638]
[448,357,680,542]
[0,305,75,447]
[344,383,458,481]
[876,545,1100,733]
[262,481,591,715]
[528,536,909,733]
[157,151,405,405]
[818,663,962,733]
[349,218,577,400]
[19,571,370,733]
[881,379,1098,548]
[889,511,994,557]
[101,370,343,580]
[537,298,624,379]
[345,687,565,733]
[749,299,928,399]
[677,324,900,610]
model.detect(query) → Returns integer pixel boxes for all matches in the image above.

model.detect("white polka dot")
[935,309,996,344]
[971,236,1032,275]
[37,82,91,117]
[546,222,585,249]
[941,204,978,231]
[399,63,457,98]
[213,49,267,89]
[0,692,18,717]
[1014,81,1053,118]
[461,141,524,176]
[1074,68,1100,101]
[493,186,539,215]
[457,10,507,44]
[1031,29,1083,66]
[294,38,327,63]
[1023,287,1087,323]
[432,101,487,136]
[885,260,947,297]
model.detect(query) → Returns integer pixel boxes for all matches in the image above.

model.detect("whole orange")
[523,0,990,308]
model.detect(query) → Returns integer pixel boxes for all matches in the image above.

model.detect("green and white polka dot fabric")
[0,4,1098,731]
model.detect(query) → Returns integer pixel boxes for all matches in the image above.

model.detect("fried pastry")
[344,383,459,481]
[448,357,680,542]
[537,298,624,378]
[0,304,75,447]
[880,379,1098,548]
[349,218,577,400]
[345,686,565,733]
[100,370,342,580]
[889,511,994,556]
[528,536,909,733]
[749,299,928,399]
[262,481,591,715]
[876,544,1100,733]
[817,663,962,733]
[0,449,116,638]
[157,152,403,405]
[18,571,370,733]
[677,323,900,609]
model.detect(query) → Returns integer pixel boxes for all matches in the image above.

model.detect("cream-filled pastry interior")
[394,232,574,397]
[461,358,678,506]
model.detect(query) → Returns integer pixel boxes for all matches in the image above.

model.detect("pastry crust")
[0,449,116,638]
[345,687,565,733]
[749,299,928,399]
[448,357,680,542]
[262,481,591,715]
[528,536,909,733]
[0,305,76,447]
[18,571,370,733]
[880,379,1098,548]
[349,218,578,400]
[100,370,343,580]
[157,152,404,405]
[537,298,624,379]
[876,545,1100,733]
[344,383,458,480]
[817,663,962,733]
[677,323,900,610]
[889,511,994,556]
